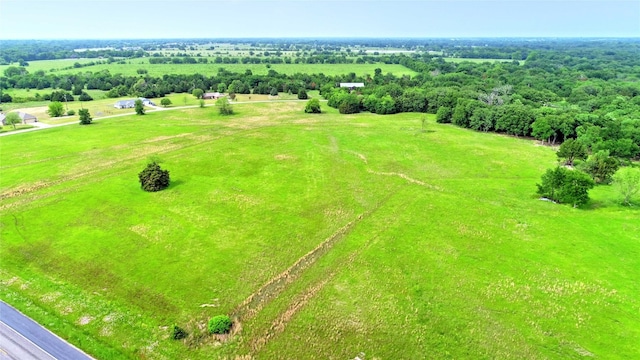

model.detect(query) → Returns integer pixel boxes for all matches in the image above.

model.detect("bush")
[138,162,170,192]
[78,92,93,101]
[304,98,321,113]
[171,324,187,340]
[208,315,232,334]
[47,101,65,117]
[66,109,75,116]
[297,88,308,100]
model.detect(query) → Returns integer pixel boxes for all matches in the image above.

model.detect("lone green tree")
[192,88,204,99]
[47,101,65,117]
[217,96,233,115]
[557,138,587,166]
[138,162,170,192]
[160,98,172,107]
[537,166,595,207]
[297,88,308,100]
[135,99,145,115]
[78,108,92,125]
[4,112,21,129]
[304,98,321,113]
[612,167,640,206]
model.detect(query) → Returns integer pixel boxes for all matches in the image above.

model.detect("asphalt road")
[0,301,93,360]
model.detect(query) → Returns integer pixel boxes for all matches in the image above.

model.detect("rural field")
[0,102,638,359]
[0,59,417,77]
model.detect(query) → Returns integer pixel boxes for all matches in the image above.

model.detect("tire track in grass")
[231,188,397,325]
[248,236,377,354]
[230,217,361,322]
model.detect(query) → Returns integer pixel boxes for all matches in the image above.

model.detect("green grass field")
[1,103,638,359]
[1,59,416,77]
[442,57,516,63]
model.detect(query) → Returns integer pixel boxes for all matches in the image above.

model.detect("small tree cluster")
[537,166,595,207]
[208,315,232,334]
[138,162,170,192]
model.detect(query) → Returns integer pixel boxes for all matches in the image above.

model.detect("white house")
[114,98,156,109]
[114,100,136,109]
[339,82,365,89]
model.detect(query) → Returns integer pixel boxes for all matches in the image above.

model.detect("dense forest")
[1,38,639,162]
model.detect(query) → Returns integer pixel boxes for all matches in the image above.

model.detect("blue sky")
[0,0,638,39]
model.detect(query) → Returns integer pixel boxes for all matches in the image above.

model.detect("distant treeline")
[1,39,639,160]
[3,38,639,63]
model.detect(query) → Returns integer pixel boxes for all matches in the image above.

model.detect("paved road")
[0,301,93,360]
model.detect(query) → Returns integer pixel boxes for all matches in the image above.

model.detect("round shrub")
[67,109,76,116]
[138,162,170,192]
[208,315,232,334]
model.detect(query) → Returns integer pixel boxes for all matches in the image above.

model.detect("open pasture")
[0,102,638,359]
[1,59,417,77]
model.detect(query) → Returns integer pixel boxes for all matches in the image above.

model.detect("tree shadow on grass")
[168,179,185,189]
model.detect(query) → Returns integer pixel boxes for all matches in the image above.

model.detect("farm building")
[339,82,365,89]
[202,92,224,100]
[0,111,38,125]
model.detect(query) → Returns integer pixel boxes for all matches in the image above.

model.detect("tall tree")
[557,138,587,166]
[135,99,145,115]
[78,108,92,125]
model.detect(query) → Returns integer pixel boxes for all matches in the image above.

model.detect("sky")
[0,0,638,39]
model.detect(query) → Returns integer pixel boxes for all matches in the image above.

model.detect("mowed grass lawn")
[0,103,638,359]
[0,59,416,77]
